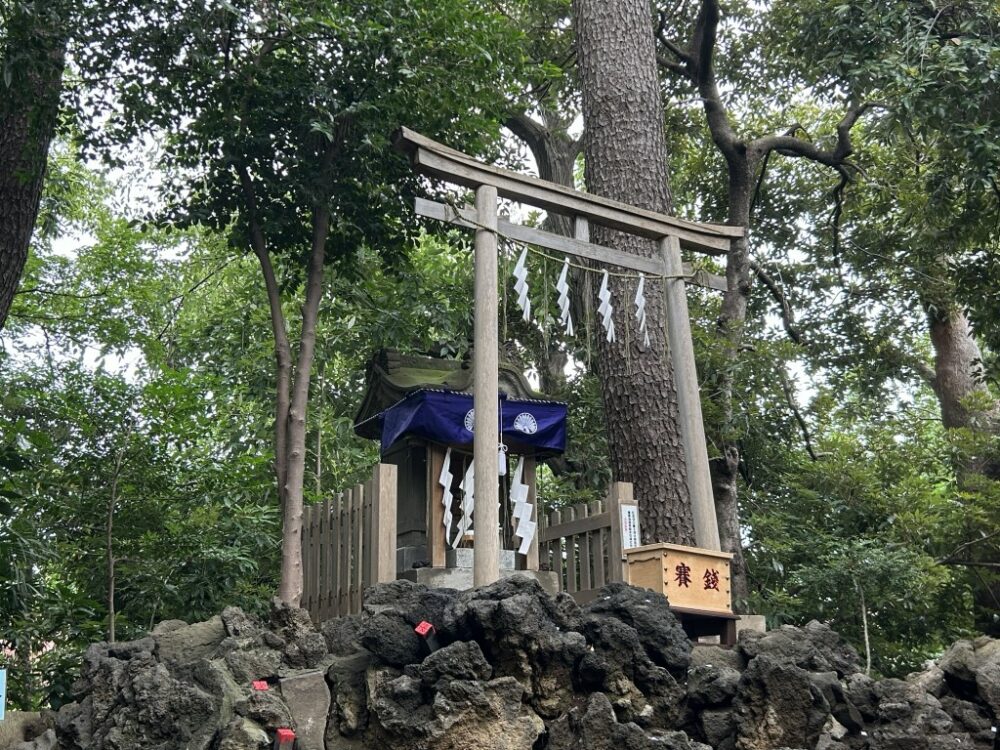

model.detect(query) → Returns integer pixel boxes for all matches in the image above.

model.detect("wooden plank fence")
[301,463,397,622]
[539,482,638,604]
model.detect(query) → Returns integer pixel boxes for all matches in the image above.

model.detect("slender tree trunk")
[315,363,324,497]
[708,160,756,609]
[575,0,694,544]
[655,0,881,605]
[105,430,130,643]
[925,285,1000,631]
[240,169,293,511]
[0,7,67,329]
[277,207,329,606]
[854,576,872,676]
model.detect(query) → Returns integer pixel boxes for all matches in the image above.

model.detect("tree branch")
[156,257,238,341]
[686,0,741,159]
[939,559,1000,569]
[656,54,690,77]
[655,9,693,66]
[830,166,850,280]
[15,285,112,299]
[780,371,819,461]
[936,530,1000,566]
[749,148,773,219]
[505,111,547,155]
[750,260,802,345]
[753,102,887,165]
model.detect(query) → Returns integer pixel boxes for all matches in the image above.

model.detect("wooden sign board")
[625,542,733,614]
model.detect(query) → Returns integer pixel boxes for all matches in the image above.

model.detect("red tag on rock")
[252,680,269,691]
[415,621,435,637]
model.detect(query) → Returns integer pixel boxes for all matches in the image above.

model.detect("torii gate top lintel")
[392,126,744,255]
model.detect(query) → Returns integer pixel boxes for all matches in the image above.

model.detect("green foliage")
[744,396,976,675]
[5,0,1000,707]
[0,358,279,709]
[77,0,527,265]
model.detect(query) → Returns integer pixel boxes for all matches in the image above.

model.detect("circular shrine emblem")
[464,408,475,432]
[513,412,538,434]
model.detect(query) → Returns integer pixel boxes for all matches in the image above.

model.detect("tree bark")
[921,258,1000,480]
[0,6,67,329]
[575,0,694,544]
[928,305,996,433]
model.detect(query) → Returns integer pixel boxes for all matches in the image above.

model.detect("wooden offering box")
[625,542,733,614]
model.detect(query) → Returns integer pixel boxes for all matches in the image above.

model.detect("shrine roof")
[353,348,549,440]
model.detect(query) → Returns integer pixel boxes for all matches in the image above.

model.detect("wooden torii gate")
[393,127,744,587]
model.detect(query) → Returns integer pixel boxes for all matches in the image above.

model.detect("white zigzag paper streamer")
[517,520,537,555]
[513,246,532,322]
[510,457,530,521]
[597,269,615,342]
[634,273,650,348]
[556,257,574,336]
[457,461,475,541]
[510,457,536,555]
[439,447,455,548]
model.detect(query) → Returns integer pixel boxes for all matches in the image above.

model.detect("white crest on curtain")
[598,269,615,342]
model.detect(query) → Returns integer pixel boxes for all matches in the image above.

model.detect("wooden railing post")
[606,482,636,583]
[320,498,331,621]
[523,457,539,571]
[301,505,312,613]
[372,463,398,584]
[426,446,447,568]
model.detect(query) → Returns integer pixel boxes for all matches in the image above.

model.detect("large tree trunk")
[0,7,67,329]
[925,289,1000,633]
[924,262,1000,479]
[929,306,997,434]
[575,0,694,544]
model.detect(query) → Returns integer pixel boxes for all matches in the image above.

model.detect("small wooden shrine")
[353,348,566,590]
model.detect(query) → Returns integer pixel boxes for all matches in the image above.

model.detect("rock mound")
[31,576,1000,750]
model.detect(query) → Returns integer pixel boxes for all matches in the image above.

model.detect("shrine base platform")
[399,566,560,594]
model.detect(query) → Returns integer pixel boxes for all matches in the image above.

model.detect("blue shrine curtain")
[378,389,567,457]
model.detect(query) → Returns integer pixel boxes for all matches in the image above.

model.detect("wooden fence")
[539,482,638,604]
[300,463,397,622]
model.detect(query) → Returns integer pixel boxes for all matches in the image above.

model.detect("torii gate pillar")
[661,234,720,550]
[472,184,501,586]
